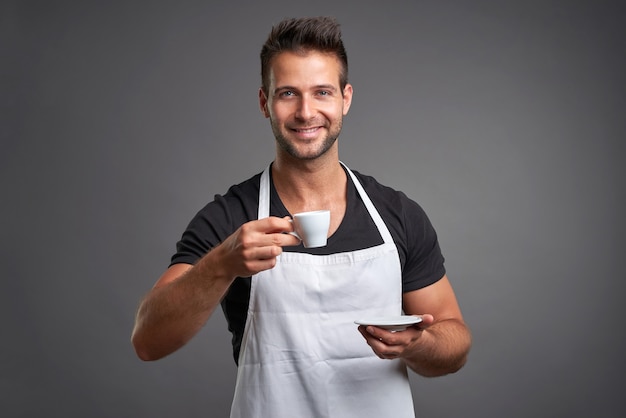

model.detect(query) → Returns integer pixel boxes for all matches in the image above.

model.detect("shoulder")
[350,169,425,221]
[350,170,398,200]
[219,172,262,208]
[186,172,262,238]
[349,168,445,291]
[170,171,263,266]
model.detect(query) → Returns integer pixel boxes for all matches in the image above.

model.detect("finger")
[380,352,399,360]
[375,336,399,348]
[359,327,393,350]
[247,244,283,260]
[374,342,401,360]
[358,327,403,360]
[271,232,301,247]
[253,218,301,247]
[239,222,299,249]
[364,326,397,344]
[249,232,299,250]
[358,326,382,348]
[412,314,434,329]
[256,216,295,234]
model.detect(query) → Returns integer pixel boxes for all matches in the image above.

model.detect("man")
[132,16,471,418]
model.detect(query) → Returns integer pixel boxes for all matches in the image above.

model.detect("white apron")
[230,164,415,418]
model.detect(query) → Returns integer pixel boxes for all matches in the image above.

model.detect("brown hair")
[260,16,349,96]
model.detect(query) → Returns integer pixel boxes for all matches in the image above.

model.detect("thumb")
[416,314,435,328]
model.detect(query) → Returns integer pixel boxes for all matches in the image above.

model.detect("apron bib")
[230,164,415,418]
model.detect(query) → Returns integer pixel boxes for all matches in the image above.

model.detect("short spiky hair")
[260,16,349,96]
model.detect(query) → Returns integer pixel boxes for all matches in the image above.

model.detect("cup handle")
[287,219,301,240]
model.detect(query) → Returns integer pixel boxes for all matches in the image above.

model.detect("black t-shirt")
[170,165,446,363]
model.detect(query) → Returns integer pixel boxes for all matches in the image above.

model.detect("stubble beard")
[271,117,343,161]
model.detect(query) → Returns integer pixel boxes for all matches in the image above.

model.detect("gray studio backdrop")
[3,1,624,417]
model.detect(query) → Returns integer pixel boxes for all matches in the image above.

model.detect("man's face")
[259,51,353,161]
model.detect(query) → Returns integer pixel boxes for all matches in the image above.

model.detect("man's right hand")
[131,216,299,361]
[214,216,301,279]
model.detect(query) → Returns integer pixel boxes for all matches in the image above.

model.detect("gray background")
[2,0,624,417]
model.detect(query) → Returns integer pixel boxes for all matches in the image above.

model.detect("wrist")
[194,245,236,287]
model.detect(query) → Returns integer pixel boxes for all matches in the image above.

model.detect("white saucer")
[354,315,423,331]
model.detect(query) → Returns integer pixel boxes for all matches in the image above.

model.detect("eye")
[279,90,296,97]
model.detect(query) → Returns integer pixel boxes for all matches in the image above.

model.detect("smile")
[292,127,321,133]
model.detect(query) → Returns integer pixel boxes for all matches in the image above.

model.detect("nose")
[295,95,314,121]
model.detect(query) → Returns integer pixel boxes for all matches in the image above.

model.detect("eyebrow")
[273,84,338,94]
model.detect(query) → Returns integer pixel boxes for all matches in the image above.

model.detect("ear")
[342,83,353,116]
[259,88,270,118]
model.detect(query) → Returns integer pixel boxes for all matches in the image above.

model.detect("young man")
[132,16,471,418]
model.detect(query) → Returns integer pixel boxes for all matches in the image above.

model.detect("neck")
[272,152,347,215]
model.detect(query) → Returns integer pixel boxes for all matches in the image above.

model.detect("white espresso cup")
[289,210,331,248]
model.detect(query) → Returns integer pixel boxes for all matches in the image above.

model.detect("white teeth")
[296,128,318,133]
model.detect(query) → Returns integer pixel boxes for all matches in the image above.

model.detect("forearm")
[402,318,471,377]
[131,250,234,361]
